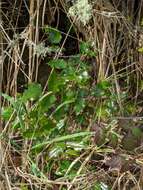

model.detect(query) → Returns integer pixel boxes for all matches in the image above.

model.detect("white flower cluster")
[34,42,50,58]
[68,0,92,25]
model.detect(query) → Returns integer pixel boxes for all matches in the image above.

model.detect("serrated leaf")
[48,59,67,69]
[80,41,90,54]
[44,26,62,44]
[80,41,96,57]
[22,83,42,102]
[23,118,56,138]
[48,71,64,92]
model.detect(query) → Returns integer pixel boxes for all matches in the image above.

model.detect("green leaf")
[50,99,75,117]
[92,80,111,97]
[1,93,15,104]
[132,127,142,138]
[23,118,56,138]
[138,47,143,53]
[109,133,118,148]
[80,41,96,57]
[48,71,64,92]
[66,141,85,150]
[32,131,95,150]
[20,184,29,190]
[101,183,109,190]
[48,59,67,69]
[93,183,102,190]
[97,80,111,90]
[22,83,42,102]
[65,90,76,101]
[56,119,65,130]
[122,135,138,151]
[80,41,90,54]
[44,26,62,44]
[12,118,21,129]
[41,118,56,133]
[39,94,57,112]
[56,160,71,176]
[74,99,86,115]
[2,107,14,120]
[23,129,42,138]
[29,159,46,178]
[49,147,63,158]
[65,149,79,156]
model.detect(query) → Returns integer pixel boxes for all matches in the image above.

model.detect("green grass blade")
[32,131,95,150]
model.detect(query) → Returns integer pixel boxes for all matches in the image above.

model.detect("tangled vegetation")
[1,0,143,189]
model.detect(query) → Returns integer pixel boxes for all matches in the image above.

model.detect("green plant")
[2,1,143,189]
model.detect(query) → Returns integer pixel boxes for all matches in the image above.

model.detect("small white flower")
[82,71,88,77]
[78,75,83,80]
[68,0,92,25]
[34,43,49,58]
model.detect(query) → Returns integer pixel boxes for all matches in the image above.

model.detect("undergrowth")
[1,0,143,190]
